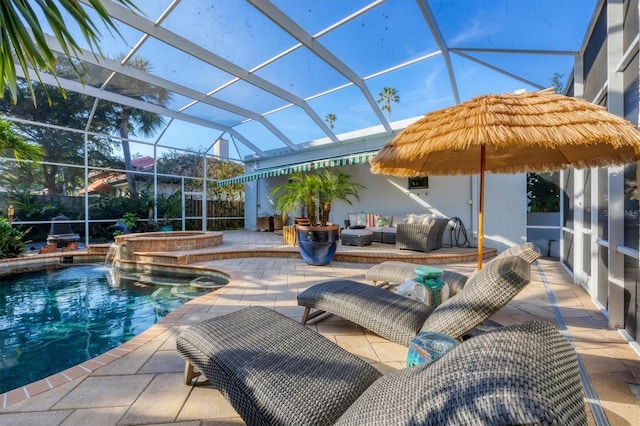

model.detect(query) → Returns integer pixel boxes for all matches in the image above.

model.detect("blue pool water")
[0,265,225,394]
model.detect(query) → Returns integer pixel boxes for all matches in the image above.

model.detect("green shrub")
[120,212,139,230]
[0,219,30,259]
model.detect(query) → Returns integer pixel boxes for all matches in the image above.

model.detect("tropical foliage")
[1,52,172,197]
[101,55,171,198]
[1,72,120,195]
[377,87,400,121]
[0,119,42,162]
[271,172,320,226]
[157,148,245,201]
[551,72,564,94]
[271,169,365,226]
[527,172,560,212]
[325,113,337,129]
[0,0,137,104]
[317,169,365,225]
[0,218,30,258]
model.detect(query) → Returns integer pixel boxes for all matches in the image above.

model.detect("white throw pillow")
[406,213,419,224]
[421,215,435,225]
[392,216,406,228]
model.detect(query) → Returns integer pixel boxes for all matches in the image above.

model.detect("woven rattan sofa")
[298,255,532,345]
[344,213,450,247]
[176,307,587,425]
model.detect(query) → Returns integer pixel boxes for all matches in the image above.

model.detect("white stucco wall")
[481,173,528,252]
[249,164,527,253]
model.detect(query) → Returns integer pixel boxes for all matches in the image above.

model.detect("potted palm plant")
[271,169,365,265]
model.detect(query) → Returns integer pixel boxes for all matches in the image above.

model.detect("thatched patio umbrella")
[370,89,640,269]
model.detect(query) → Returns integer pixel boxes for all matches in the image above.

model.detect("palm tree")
[271,169,365,226]
[551,72,564,93]
[0,0,137,105]
[271,172,321,226]
[104,55,171,198]
[325,113,337,129]
[377,87,400,121]
[0,119,42,162]
[317,169,365,226]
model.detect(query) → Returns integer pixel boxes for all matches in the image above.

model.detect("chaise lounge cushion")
[366,243,540,296]
[464,241,541,284]
[365,262,468,296]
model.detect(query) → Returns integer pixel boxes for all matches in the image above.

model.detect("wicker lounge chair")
[334,320,587,425]
[298,255,531,345]
[176,307,586,426]
[365,241,541,289]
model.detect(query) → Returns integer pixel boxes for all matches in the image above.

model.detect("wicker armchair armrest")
[396,222,439,252]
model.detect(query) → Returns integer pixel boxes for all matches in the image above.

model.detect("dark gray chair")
[395,217,449,252]
[177,306,381,426]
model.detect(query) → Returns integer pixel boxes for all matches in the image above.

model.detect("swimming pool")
[0,264,227,394]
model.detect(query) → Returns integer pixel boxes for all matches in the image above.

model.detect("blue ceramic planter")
[296,225,340,266]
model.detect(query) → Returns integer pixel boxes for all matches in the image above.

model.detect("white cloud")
[448,19,501,47]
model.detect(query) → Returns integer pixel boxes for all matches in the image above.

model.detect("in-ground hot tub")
[111,231,223,268]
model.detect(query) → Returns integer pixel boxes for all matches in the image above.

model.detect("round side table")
[414,265,445,308]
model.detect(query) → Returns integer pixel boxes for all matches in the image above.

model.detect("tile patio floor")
[0,230,638,425]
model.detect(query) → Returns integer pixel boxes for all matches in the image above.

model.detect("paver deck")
[0,230,638,425]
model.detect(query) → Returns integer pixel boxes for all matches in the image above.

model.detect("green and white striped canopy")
[312,152,377,169]
[216,151,378,186]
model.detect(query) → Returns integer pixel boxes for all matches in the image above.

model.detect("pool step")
[137,273,188,287]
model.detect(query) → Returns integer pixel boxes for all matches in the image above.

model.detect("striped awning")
[312,151,378,169]
[216,161,313,186]
[216,151,378,186]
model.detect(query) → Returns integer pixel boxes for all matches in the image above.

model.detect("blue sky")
[28,0,598,161]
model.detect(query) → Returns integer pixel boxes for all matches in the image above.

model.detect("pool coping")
[0,240,489,408]
[0,258,243,408]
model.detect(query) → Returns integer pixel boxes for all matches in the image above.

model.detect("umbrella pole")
[477,144,485,270]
